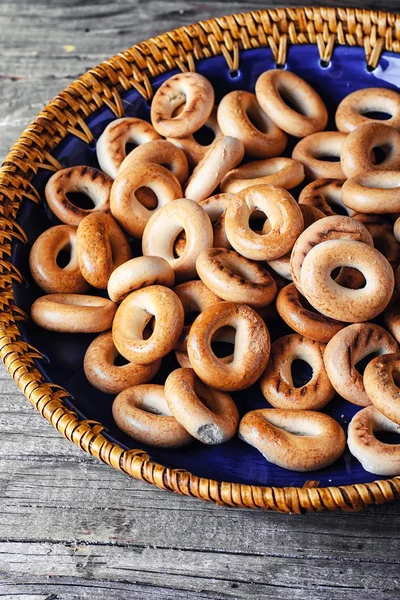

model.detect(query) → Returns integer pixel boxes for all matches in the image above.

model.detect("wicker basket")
[1,6,400,513]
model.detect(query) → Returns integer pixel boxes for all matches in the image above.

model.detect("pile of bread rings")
[29,68,400,476]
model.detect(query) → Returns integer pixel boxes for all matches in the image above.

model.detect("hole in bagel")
[66,192,95,210]
[393,371,400,387]
[290,358,313,388]
[249,209,268,233]
[360,176,400,190]
[171,102,186,118]
[362,110,392,121]
[125,141,138,156]
[193,125,216,146]
[331,267,366,290]
[173,229,186,258]
[211,341,234,360]
[324,198,349,216]
[56,246,72,268]
[270,422,311,436]
[196,393,213,411]
[246,106,270,134]
[316,154,341,163]
[355,352,381,376]
[114,354,129,367]
[140,402,164,416]
[374,430,400,445]
[223,260,248,279]
[135,186,158,210]
[109,239,119,265]
[143,316,155,340]
[372,145,389,165]
[250,216,268,233]
[277,88,306,116]
[211,326,235,359]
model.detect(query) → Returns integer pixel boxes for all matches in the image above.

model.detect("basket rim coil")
[1,6,400,513]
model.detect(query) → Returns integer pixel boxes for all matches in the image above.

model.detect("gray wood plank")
[1,452,400,556]
[1,552,399,600]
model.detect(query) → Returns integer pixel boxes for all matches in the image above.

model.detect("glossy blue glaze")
[12,44,400,487]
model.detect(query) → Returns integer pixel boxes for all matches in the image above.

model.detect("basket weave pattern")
[1,6,400,513]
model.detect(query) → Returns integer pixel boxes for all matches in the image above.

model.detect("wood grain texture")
[1,1,400,599]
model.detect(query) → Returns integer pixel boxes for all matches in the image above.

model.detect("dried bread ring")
[336,88,400,133]
[29,225,89,294]
[324,323,398,407]
[187,301,270,391]
[165,368,239,444]
[119,139,189,186]
[298,178,356,217]
[260,334,335,410]
[184,136,244,203]
[266,204,325,280]
[173,280,223,352]
[112,285,184,364]
[347,406,400,476]
[292,132,347,180]
[196,248,277,309]
[110,163,182,238]
[224,184,304,261]
[364,353,400,425]
[142,198,213,282]
[200,194,234,250]
[290,215,373,293]
[265,252,292,281]
[175,327,235,369]
[276,283,345,343]
[97,117,161,178]
[31,294,116,333]
[239,409,346,472]
[45,165,112,226]
[108,256,175,304]
[151,72,214,138]
[112,384,192,448]
[76,213,131,289]
[341,122,400,178]
[342,171,400,214]
[300,239,394,322]
[217,90,287,158]
[174,193,235,257]
[221,157,305,194]
[255,70,328,138]
[84,331,161,395]
[167,106,223,167]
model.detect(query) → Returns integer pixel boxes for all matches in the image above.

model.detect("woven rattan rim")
[1,6,400,513]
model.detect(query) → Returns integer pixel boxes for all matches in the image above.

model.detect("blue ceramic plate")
[12,44,400,489]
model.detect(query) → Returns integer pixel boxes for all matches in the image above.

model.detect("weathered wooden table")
[1,2,400,598]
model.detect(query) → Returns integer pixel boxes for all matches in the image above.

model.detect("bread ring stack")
[29,69,400,475]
